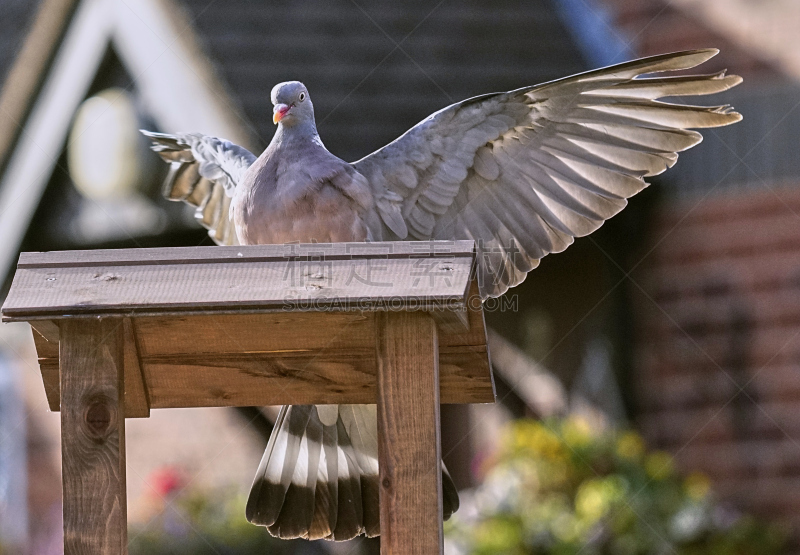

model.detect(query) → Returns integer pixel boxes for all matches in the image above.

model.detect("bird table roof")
[2,240,494,414]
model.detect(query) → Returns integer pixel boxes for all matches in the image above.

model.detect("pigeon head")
[271,81,313,127]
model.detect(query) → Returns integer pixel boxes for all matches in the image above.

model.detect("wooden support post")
[60,318,127,555]
[376,311,443,554]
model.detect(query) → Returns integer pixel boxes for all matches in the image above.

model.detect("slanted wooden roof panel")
[2,241,476,320]
[15,240,474,266]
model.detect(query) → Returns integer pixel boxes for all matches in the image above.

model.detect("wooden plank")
[135,311,376,355]
[122,319,149,418]
[36,344,491,409]
[31,307,494,409]
[376,311,443,554]
[133,307,484,356]
[145,349,377,407]
[31,326,60,411]
[60,318,127,555]
[141,344,490,407]
[3,256,472,320]
[15,240,475,267]
[440,276,489,348]
[135,310,491,406]
[438,345,493,403]
[135,308,490,406]
[39,360,60,411]
[33,319,155,415]
[31,319,59,342]
[2,241,476,321]
[439,278,495,401]
[430,306,468,333]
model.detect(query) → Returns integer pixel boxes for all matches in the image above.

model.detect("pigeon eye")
[299,92,306,102]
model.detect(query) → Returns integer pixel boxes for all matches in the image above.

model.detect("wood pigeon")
[143,49,742,541]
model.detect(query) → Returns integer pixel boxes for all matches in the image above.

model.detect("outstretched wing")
[142,131,257,245]
[353,49,742,298]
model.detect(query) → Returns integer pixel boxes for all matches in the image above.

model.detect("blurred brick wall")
[603,0,777,80]
[596,0,800,538]
[633,184,800,533]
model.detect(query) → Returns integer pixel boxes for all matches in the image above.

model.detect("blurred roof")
[176,0,587,160]
[670,0,800,81]
[601,0,800,198]
[0,0,80,180]
[603,0,781,80]
[0,1,43,85]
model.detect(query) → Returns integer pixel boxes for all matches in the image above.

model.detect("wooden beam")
[376,311,443,554]
[30,308,494,410]
[60,318,127,555]
[122,318,149,418]
[31,319,59,342]
[30,325,60,411]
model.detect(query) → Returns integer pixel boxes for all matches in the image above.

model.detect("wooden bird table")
[1,240,494,555]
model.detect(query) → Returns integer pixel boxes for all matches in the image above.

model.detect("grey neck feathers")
[273,119,319,147]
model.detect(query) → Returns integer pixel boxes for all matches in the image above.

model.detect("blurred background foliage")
[444,417,788,555]
[128,490,296,555]
[121,417,788,555]
[127,467,326,555]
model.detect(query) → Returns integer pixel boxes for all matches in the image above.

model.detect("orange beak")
[273,103,291,124]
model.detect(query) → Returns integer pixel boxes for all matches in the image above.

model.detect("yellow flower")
[537,428,565,458]
[508,421,539,452]
[684,472,711,500]
[562,415,594,448]
[575,476,627,522]
[615,431,645,461]
[552,512,581,543]
[508,421,564,459]
[576,481,607,521]
[473,518,521,551]
[645,451,673,480]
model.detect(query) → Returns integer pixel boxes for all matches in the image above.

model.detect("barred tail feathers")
[246,403,459,540]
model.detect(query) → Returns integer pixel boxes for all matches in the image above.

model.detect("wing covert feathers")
[142,130,256,246]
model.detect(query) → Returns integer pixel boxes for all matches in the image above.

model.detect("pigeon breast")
[232,138,375,245]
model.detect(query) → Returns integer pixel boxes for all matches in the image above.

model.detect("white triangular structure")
[0,0,252,281]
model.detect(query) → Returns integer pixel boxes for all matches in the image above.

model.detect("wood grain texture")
[15,240,474,266]
[141,345,489,407]
[33,303,494,409]
[31,319,60,342]
[2,241,474,321]
[376,311,443,554]
[5,240,492,410]
[122,319,149,418]
[31,326,60,411]
[60,318,127,555]
[134,309,491,406]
